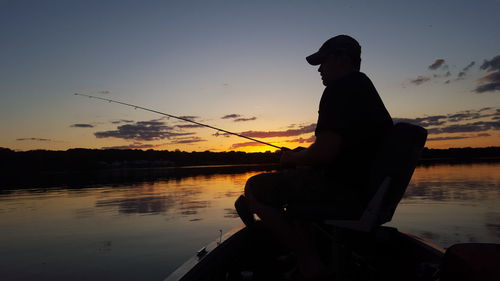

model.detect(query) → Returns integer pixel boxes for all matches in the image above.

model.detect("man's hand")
[280,132,341,168]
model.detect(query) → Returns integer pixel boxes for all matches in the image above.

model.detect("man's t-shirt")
[315,71,393,197]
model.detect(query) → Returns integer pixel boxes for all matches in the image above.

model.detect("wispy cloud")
[394,115,447,127]
[111,119,134,124]
[176,124,205,129]
[427,136,471,141]
[410,76,431,85]
[229,142,267,149]
[410,57,493,86]
[427,133,491,141]
[475,71,500,93]
[95,119,193,141]
[475,83,500,93]
[428,59,446,70]
[179,116,199,121]
[475,55,500,93]
[458,61,476,78]
[394,108,499,127]
[395,108,499,137]
[16,138,52,142]
[221,113,257,122]
[221,114,241,119]
[427,121,499,134]
[238,123,316,138]
[433,71,451,79]
[479,55,500,72]
[101,142,159,150]
[234,117,257,122]
[98,90,110,95]
[286,135,316,143]
[170,137,206,144]
[70,123,94,128]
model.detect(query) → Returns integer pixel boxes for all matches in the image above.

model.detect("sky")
[1,0,499,152]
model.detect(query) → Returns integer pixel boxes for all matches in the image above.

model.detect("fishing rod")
[74,93,285,150]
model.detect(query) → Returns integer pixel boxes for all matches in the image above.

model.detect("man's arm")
[280,131,342,167]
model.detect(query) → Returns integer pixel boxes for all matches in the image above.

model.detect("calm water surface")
[1,163,499,281]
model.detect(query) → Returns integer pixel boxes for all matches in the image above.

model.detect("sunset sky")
[1,0,499,152]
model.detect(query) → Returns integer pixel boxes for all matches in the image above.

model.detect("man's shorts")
[246,168,365,220]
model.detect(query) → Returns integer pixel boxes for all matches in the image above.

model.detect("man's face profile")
[318,55,348,86]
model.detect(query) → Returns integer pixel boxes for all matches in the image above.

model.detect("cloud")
[427,121,499,134]
[230,142,267,149]
[238,123,316,138]
[70,123,94,128]
[427,136,471,141]
[475,83,500,93]
[393,115,447,127]
[394,108,499,127]
[222,114,241,119]
[221,113,255,122]
[234,117,257,122]
[480,55,500,72]
[474,55,500,93]
[427,133,491,141]
[475,71,500,93]
[433,71,451,79]
[286,135,316,143]
[98,90,110,94]
[447,111,486,122]
[101,142,158,150]
[410,76,431,85]
[95,119,194,141]
[395,108,499,140]
[456,61,476,80]
[16,138,52,141]
[212,131,231,138]
[170,137,206,144]
[479,71,500,83]
[111,119,134,124]
[456,61,476,79]
[463,61,476,72]
[428,59,445,70]
[179,116,199,121]
[176,124,205,129]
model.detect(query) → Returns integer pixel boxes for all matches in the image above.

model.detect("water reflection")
[96,195,175,214]
[0,163,499,281]
[404,163,500,202]
[224,208,239,218]
[388,163,500,248]
[485,212,500,238]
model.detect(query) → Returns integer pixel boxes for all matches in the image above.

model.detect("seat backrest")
[366,122,427,225]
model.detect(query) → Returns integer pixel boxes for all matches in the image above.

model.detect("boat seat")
[286,122,428,232]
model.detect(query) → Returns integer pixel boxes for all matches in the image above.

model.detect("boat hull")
[165,223,444,281]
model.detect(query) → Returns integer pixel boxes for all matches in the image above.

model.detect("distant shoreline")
[1,147,499,189]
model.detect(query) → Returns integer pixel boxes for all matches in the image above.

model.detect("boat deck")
[166,223,444,281]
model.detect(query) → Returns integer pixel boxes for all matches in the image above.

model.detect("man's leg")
[243,173,327,278]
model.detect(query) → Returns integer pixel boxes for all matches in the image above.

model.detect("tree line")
[1,146,499,174]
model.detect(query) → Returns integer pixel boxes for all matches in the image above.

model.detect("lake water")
[1,163,499,281]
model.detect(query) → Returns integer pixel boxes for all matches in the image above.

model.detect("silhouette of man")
[237,35,392,278]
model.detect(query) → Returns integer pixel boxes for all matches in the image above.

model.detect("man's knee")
[244,174,262,199]
[244,172,275,199]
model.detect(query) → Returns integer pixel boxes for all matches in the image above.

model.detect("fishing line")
[74,93,285,150]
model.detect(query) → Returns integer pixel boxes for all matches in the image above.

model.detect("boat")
[164,222,444,281]
[164,221,500,281]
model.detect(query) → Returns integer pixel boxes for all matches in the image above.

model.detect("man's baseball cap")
[306,35,361,66]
